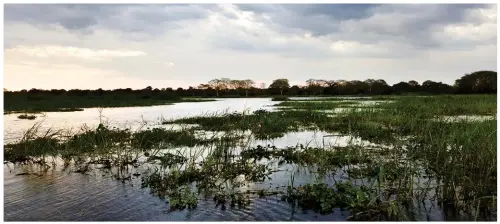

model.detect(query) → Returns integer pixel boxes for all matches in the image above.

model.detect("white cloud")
[7,45,146,61]
[2,4,497,90]
[156,61,175,67]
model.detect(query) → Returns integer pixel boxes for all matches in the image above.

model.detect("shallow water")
[3,164,349,221]
[3,130,364,221]
[4,98,278,142]
[3,97,490,221]
[3,97,346,221]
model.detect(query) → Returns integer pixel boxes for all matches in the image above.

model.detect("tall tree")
[242,79,255,97]
[269,79,290,95]
[306,79,327,95]
[208,79,224,96]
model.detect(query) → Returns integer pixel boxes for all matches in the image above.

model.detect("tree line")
[4,70,496,99]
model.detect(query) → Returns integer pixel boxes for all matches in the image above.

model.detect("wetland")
[3,95,497,221]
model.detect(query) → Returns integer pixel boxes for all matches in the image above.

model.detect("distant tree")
[188,86,195,96]
[229,80,240,90]
[306,79,327,95]
[455,70,497,94]
[392,82,412,94]
[269,79,290,95]
[369,79,391,95]
[288,85,301,96]
[422,80,454,94]
[208,79,224,96]
[96,88,104,97]
[242,79,255,97]
[198,84,210,97]
[408,80,421,92]
[220,78,231,93]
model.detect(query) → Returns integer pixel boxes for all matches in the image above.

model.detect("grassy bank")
[4,95,215,113]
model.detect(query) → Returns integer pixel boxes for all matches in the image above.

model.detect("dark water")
[4,161,464,221]
[4,164,351,221]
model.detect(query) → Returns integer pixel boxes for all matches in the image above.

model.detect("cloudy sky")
[4,4,497,90]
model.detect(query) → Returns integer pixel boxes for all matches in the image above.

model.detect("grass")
[3,123,238,164]
[275,100,361,110]
[4,95,215,113]
[378,95,496,116]
[271,96,290,101]
[163,109,332,139]
[3,94,497,221]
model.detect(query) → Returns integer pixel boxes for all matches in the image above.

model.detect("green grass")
[3,124,238,164]
[271,96,290,101]
[275,100,361,110]
[163,109,331,139]
[378,95,496,116]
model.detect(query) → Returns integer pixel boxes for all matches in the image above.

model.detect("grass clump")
[271,96,290,101]
[17,114,37,120]
[275,101,360,110]
[169,187,199,210]
[282,181,400,220]
[164,109,331,139]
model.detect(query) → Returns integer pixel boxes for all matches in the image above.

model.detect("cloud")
[4,4,215,37]
[6,45,146,61]
[3,4,497,90]
[156,62,175,67]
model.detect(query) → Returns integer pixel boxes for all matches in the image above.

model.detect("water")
[3,97,488,221]
[4,98,348,221]
[3,98,278,143]
[3,164,349,221]
[4,130,359,221]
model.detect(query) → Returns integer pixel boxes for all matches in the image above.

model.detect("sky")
[3,3,498,90]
